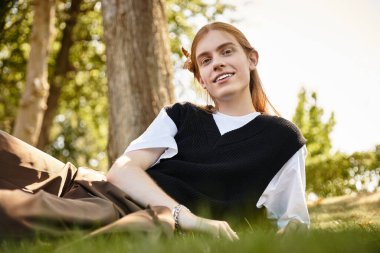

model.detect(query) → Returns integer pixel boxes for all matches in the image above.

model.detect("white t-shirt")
[124,108,310,229]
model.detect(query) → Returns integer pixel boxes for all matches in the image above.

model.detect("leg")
[0,130,174,237]
[0,189,119,238]
[0,183,174,238]
[0,130,76,196]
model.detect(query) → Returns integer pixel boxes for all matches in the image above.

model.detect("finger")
[231,230,240,240]
[221,221,239,241]
[224,226,239,241]
[219,225,234,241]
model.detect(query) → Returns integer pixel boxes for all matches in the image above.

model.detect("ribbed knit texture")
[147,102,306,219]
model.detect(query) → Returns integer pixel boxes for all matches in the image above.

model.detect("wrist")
[171,204,191,230]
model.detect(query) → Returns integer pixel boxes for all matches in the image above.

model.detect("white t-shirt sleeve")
[257,145,310,229]
[123,108,179,162]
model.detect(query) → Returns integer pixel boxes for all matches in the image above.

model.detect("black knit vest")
[146,102,306,220]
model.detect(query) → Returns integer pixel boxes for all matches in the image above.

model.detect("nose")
[212,56,226,71]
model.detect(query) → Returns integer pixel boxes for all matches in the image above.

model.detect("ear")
[248,51,259,71]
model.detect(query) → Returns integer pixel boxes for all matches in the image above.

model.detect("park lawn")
[1,192,380,253]
[308,191,380,231]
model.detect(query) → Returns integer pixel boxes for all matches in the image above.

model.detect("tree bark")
[37,0,82,150]
[102,0,174,165]
[13,0,55,145]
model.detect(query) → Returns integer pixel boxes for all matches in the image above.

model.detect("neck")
[215,91,256,116]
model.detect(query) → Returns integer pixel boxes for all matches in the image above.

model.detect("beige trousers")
[0,130,173,238]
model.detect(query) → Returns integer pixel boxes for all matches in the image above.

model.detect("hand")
[178,209,239,241]
[276,219,309,236]
[77,166,107,181]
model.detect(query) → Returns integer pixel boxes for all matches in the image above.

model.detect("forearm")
[106,156,178,210]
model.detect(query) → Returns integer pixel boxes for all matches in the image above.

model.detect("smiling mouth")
[213,73,235,83]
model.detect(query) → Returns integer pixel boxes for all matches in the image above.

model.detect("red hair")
[187,22,279,115]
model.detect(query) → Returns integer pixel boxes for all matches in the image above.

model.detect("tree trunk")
[37,0,82,150]
[12,0,55,145]
[102,0,174,165]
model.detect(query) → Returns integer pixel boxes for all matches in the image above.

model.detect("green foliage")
[293,88,379,197]
[0,0,18,40]
[293,88,336,157]
[293,88,338,195]
[346,149,380,193]
[0,0,31,132]
[48,0,108,169]
[0,0,109,169]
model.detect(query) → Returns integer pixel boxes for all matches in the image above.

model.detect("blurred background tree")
[102,0,176,165]
[0,0,31,133]
[292,88,379,197]
[12,0,55,145]
[0,0,18,40]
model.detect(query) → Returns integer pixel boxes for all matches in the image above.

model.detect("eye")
[223,48,233,55]
[200,58,211,65]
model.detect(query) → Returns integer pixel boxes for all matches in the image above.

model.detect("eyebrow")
[196,42,236,62]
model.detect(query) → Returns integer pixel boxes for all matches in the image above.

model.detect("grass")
[1,192,380,253]
[308,191,380,230]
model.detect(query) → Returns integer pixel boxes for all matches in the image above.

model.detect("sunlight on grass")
[309,192,380,231]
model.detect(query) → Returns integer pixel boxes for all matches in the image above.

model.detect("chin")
[216,87,250,103]
[214,91,237,102]
[220,85,242,95]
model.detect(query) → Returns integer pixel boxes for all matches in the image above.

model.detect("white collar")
[214,111,261,119]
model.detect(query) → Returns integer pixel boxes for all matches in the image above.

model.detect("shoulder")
[259,115,305,143]
[164,101,197,114]
[164,101,199,119]
[164,102,200,129]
